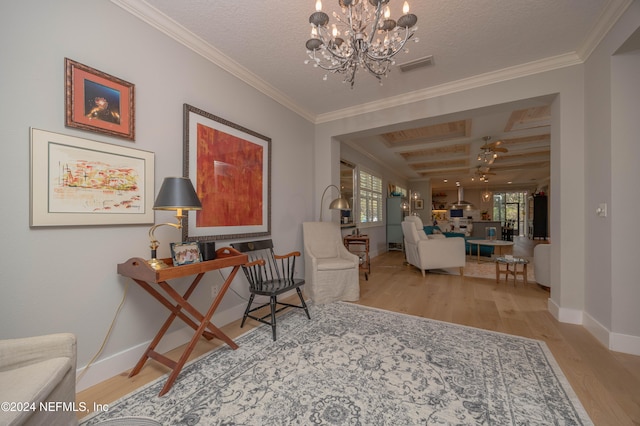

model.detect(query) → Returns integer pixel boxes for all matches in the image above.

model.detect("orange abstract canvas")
[183,104,270,241]
[196,123,263,228]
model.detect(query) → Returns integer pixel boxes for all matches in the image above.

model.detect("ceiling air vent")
[398,55,434,73]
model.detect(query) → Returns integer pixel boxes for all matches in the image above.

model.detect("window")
[358,169,383,224]
[492,191,528,236]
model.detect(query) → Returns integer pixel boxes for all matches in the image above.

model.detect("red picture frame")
[65,58,135,141]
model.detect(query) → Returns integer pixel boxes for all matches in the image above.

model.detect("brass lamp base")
[148,258,170,270]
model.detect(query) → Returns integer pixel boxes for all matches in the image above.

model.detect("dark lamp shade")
[153,177,202,211]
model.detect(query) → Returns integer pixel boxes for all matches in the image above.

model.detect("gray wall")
[584,1,640,350]
[0,0,314,389]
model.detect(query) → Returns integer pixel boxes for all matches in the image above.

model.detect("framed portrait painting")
[30,128,154,226]
[182,104,271,241]
[65,58,135,141]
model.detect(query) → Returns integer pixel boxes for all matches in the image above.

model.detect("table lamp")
[148,177,202,269]
[319,184,350,221]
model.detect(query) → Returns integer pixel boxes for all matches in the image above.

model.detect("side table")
[495,256,529,286]
[117,247,248,396]
[343,235,370,280]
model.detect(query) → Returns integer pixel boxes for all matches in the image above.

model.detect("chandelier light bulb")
[384,6,391,19]
[316,0,323,12]
[403,1,410,14]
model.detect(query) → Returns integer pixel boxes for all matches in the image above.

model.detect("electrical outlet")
[212,285,219,298]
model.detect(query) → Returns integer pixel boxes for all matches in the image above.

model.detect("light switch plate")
[596,203,607,217]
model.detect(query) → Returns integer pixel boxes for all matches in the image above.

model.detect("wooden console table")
[343,235,370,280]
[117,247,248,396]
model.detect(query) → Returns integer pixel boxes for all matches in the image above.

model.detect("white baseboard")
[76,301,247,392]
[610,332,640,356]
[547,298,583,324]
[582,312,610,348]
[583,312,640,356]
[554,309,640,356]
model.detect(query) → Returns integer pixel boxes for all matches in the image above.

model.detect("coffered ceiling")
[112,0,632,191]
[344,97,553,190]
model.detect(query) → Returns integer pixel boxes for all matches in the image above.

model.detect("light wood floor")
[77,237,640,425]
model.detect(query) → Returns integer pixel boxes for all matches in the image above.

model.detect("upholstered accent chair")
[0,333,77,426]
[302,222,360,304]
[402,216,466,277]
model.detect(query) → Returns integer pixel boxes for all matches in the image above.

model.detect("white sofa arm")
[534,244,551,287]
[0,333,76,371]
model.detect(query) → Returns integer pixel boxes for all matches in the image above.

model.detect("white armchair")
[404,216,429,239]
[402,219,466,277]
[0,333,77,426]
[303,222,360,304]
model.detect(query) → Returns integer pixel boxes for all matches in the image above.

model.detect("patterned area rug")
[81,303,591,425]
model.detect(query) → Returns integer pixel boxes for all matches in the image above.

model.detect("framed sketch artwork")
[30,128,154,226]
[182,104,271,241]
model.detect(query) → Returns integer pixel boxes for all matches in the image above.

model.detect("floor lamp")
[319,184,350,221]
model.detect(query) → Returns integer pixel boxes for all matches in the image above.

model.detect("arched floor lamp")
[319,184,350,221]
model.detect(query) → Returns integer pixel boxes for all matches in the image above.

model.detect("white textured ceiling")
[113,0,631,188]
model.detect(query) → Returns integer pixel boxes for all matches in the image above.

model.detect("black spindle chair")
[231,240,310,341]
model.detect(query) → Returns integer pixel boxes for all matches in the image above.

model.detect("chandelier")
[305,0,418,87]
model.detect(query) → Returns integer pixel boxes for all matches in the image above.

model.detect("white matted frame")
[30,128,154,227]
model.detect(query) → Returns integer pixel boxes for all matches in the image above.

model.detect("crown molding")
[110,0,316,123]
[576,0,634,60]
[112,0,632,126]
[315,52,583,124]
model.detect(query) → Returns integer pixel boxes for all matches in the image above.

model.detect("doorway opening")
[492,191,529,237]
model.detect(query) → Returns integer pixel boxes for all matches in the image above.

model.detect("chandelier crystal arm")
[365,29,414,61]
[367,1,384,44]
[361,58,388,80]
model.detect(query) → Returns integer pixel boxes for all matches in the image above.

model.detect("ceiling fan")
[477,136,508,164]
[473,165,496,182]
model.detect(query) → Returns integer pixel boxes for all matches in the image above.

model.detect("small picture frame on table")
[170,242,203,266]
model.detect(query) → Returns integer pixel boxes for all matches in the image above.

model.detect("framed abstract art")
[182,104,271,241]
